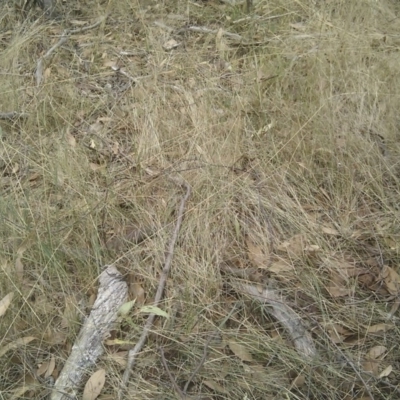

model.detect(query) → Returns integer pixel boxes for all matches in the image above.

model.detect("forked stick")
[119,179,191,395]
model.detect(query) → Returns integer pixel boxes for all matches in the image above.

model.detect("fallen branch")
[235,282,317,360]
[119,179,191,394]
[50,265,128,400]
[36,16,106,86]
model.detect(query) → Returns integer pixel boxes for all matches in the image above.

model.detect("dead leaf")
[88,121,104,135]
[381,266,400,295]
[366,323,394,334]
[203,380,229,394]
[37,356,56,378]
[291,374,305,388]
[246,238,269,268]
[15,256,24,280]
[129,282,145,305]
[331,258,361,280]
[163,39,180,50]
[82,369,106,400]
[243,364,270,383]
[379,365,392,378]
[45,356,56,378]
[367,345,386,359]
[70,19,88,26]
[290,23,306,31]
[304,244,320,252]
[45,329,67,345]
[326,324,352,344]
[90,163,105,172]
[61,296,80,329]
[321,226,340,235]
[268,260,293,273]
[0,292,14,317]
[37,362,48,377]
[112,142,119,155]
[103,60,118,68]
[388,299,400,319]
[326,286,352,298]
[277,234,306,258]
[66,132,76,147]
[0,336,36,358]
[107,351,127,368]
[9,373,37,400]
[362,359,379,376]
[228,340,254,362]
[44,67,51,80]
[362,345,387,377]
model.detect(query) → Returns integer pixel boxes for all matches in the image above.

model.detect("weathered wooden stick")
[50,265,128,400]
[237,283,317,360]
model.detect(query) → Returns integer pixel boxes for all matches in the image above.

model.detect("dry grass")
[1,0,400,398]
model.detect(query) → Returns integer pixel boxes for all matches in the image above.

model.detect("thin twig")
[182,333,215,394]
[119,179,191,394]
[159,347,186,400]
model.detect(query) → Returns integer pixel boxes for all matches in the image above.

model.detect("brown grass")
[1,0,400,399]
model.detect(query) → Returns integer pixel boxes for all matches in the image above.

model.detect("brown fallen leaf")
[15,256,24,281]
[362,345,387,376]
[9,372,37,400]
[362,358,379,376]
[268,260,293,274]
[365,323,394,334]
[0,292,14,317]
[325,323,352,344]
[203,380,229,395]
[367,345,386,359]
[246,238,269,268]
[82,369,106,400]
[37,355,56,378]
[380,266,400,295]
[326,286,353,298]
[321,226,340,236]
[107,351,128,368]
[0,336,36,358]
[379,365,393,378]
[66,131,76,147]
[228,339,254,362]
[277,234,306,258]
[45,355,56,378]
[290,374,305,388]
[129,282,145,306]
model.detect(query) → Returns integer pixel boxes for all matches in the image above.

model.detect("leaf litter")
[2,0,400,399]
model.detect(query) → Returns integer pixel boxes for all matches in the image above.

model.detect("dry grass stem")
[2,1,400,398]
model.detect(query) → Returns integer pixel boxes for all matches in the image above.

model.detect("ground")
[1,0,400,399]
